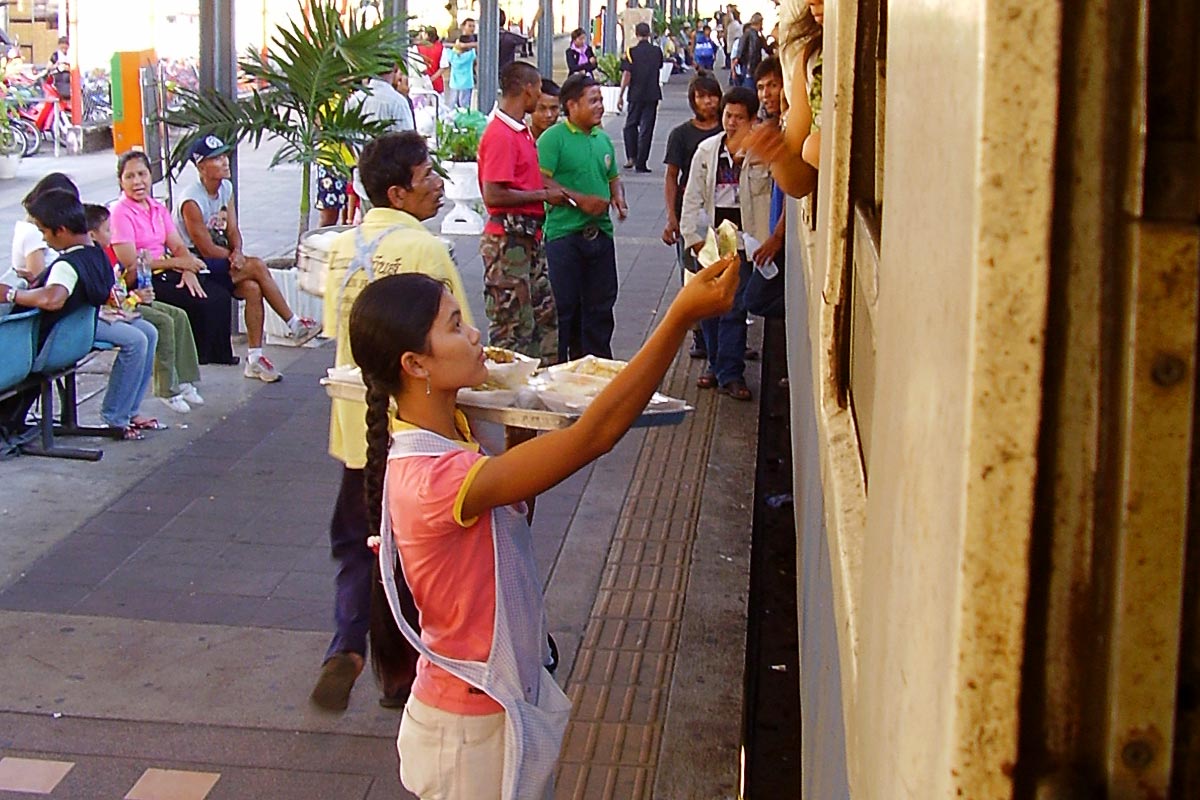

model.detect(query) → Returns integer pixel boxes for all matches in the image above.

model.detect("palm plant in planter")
[596,53,624,116]
[435,114,485,235]
[162,0,406,241]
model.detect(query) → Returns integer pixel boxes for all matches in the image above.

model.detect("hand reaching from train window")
[734,120,787,165]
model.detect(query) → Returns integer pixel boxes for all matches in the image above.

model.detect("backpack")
[694,37,715,61]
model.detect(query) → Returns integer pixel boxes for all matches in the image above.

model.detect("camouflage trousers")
[481,228,558,365]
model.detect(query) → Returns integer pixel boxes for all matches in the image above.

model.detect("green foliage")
[162,0,407,235]
[434,114,482,163]
[652,7,667,37]
[596,53,623,87]
[0,93,23,157]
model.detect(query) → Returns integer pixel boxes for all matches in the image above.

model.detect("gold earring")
[425,376,431,396]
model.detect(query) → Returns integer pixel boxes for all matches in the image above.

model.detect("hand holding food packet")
[688,220,748,280]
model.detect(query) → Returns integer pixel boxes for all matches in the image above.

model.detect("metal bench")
[3,306,120,461]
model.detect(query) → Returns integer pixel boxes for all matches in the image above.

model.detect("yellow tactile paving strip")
[555,356,719,800]
[0,756,74,794]
[125,768,220,800]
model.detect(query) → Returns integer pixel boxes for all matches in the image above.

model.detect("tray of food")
[321,350,692,431]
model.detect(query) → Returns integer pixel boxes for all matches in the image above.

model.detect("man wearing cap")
[176,136,320,382]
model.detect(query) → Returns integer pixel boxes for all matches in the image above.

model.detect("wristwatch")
[4,286,16,304]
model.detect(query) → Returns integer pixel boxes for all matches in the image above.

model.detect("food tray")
[456,396,693,431]
[321,373,692,431]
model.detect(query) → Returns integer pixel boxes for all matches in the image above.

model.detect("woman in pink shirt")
[109,151,236,365]
[351,259,738,798]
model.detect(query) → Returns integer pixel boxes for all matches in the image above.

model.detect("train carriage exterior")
[777,0,1199,796]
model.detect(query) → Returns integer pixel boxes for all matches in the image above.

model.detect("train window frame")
[841,0,888,483]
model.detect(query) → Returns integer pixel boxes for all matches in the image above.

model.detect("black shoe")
[622,160,635,170]
[379,687,411,709]
[634,166,652,174]
[744,348,760,361]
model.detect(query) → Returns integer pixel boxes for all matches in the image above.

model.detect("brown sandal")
[719,379,753,401]
[697,371,717,389]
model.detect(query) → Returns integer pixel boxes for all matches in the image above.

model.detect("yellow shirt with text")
[323,207,474,469]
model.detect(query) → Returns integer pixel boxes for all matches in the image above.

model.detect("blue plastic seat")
[21,306,106,461]
[0,309,39,394]
[31,305,97,375]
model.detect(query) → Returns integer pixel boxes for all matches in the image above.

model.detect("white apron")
[379,429,572,800]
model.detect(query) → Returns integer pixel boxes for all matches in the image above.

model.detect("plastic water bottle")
[136,249,152,289]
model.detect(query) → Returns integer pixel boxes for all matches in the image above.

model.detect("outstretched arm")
[459,256,741,522]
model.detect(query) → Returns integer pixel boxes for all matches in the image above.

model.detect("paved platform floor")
[0,75,760,799]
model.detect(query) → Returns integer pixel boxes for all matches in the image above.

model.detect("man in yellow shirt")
[313,131,473,713]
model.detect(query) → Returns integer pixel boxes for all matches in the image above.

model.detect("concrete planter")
[601,85,622,116]
[0,153,20,180]
[441,160,484,236]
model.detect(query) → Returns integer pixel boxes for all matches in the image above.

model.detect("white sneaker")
[178,383,204,406]
[287,317,322,345]
[244,354,282,382]
[160,394,191,413]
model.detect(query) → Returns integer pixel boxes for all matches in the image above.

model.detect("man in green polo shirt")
[537,72,628,362]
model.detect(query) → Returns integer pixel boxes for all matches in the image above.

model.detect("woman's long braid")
[348,272,449,697]
[364,374,410,691]
[362,375,392,542]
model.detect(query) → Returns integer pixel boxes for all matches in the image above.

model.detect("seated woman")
[175,136,320,383]
[86,204,205,414]
[108,150,237,366]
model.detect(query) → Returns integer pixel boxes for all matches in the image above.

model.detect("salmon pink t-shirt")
[388,445,503,716]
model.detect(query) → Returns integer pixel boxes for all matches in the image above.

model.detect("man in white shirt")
[358,65,415,132]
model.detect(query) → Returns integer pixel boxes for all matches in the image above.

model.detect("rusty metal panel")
[1104,223,1199,798]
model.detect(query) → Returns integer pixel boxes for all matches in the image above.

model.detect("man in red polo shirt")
[478,61,570,364]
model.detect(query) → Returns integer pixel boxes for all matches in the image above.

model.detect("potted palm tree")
[596,53,624,116]
[163,0,406,241]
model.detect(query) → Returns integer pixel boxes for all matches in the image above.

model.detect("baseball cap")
[190,134,233,165]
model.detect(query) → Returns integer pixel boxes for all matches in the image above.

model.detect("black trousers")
[152,271,235,365]
[623,99,658,170]
[545,232,617,363]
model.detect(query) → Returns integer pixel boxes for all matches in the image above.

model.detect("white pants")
[398,694,506,800]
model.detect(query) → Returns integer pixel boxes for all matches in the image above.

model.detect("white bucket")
[296,225,352,297]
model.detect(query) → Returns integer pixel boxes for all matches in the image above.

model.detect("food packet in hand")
[696,219,741,268]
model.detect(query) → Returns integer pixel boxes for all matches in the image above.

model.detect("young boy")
[87,204,205,413]
[0,186,114,434]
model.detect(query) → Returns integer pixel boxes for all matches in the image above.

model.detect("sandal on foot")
[119,426,145,441]
[131,417,168,431]
[697,371,717,389]
[718,379,753,401]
